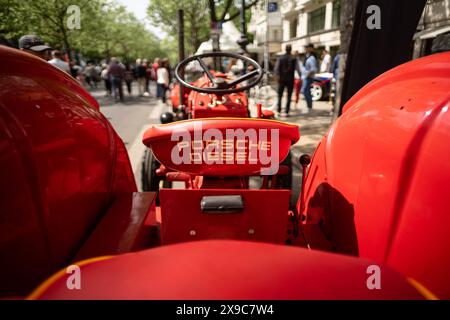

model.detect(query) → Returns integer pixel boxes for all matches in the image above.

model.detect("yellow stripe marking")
[27,256,112,300]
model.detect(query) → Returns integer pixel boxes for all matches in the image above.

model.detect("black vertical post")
[240,0,247,41]
[177,9,185,108]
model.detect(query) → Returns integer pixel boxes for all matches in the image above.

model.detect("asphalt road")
[90,82,333,204]
[91,83,171,190]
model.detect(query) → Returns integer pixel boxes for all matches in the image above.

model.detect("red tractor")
[1,43,450,299]
[169,52,278,119]
[141,52,292,193]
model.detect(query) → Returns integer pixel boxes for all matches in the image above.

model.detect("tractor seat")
[142,118,300,176]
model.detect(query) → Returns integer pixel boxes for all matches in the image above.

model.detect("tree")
[147,0,258,55]
[147,0,210,55]
[0,0,104,56]
[332,0,358,118]
[0,0,169,62]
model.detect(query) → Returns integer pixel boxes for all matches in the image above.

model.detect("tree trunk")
[332,0,358,118]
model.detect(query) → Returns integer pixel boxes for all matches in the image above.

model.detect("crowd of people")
[96,57,171,102]
[17,34,172,104]
[17,34,339,114]
[274,43,338,117]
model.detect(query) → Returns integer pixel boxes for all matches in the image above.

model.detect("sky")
[116,0,167,39]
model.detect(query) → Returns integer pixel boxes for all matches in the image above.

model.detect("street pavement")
[91,83,172,190]
[89,83,334,201]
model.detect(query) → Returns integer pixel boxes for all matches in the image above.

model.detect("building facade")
[413,0,450,58]
[249,0,283,61]
[280,0,341,56]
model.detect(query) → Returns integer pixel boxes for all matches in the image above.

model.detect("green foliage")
[147,0,210,55]
[147,0,258,54]
[0,0,170,62]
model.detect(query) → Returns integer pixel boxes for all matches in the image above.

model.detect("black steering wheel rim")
[174,52,263,94]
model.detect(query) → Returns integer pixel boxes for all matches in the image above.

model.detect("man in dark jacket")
[274,44,301,117]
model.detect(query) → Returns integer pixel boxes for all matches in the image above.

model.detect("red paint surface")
[143,118,300,176]
[0,45,136,296]
[301,52,450,298]
[34,240,423,300]
[159,189,290,245]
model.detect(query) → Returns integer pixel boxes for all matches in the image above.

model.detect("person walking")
[152,58,160,98]
[320,49,331,73]
[48,50,70,73]
[108,57,125,102]
[292,51,304,107]
[124,63,134,96]
[157,59,170,104]
[100,64,111,96]
[135,58,146,96]
[274,44,302,117]
[144,59,152,96]
[301,44,318,111]
[84,62,97,89]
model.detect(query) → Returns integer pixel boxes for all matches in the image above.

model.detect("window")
[272,30,278,41]
[308,6,326,33]
[290,18,298,38]
[332,0,341,28]
[268,2,278,12]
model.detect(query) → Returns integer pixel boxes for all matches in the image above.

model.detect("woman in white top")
[157,60,170,104]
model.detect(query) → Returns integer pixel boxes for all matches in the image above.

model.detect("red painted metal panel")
[0,46,136,296]
[143,118,299,176]
[302,52,450,298]
[159,189,290,245]
[32,241,424,300]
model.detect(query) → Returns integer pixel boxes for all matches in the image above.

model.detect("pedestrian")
[135,58,146,96]
[124,63,134,96]
[48,50,70,73]
[100,63,111,96]
[144,59,152,96]
[274,44,302,117]
[320,49,331,73]
[301,44,318,111]
[152,58,160,98]
[331,53,340,80]
[84,62,98,89]
[18,34,51,60]
[331,53,340,105]
[292,51,304,107]
[157,59,170,104]
[71,61,83,83]
[108,57,125,102]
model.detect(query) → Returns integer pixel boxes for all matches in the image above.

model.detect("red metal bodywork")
[299,52,450,298]
[1,45,449,299]
[31,241,423,300]
[159,189,290,245]
[172,73,250,118]
[0,46,140,296]
[142,118,299,176]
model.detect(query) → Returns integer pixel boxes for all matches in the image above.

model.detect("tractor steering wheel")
[174,52,263,94]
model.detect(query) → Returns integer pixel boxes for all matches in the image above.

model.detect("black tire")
[277,150,292,190]
[141,148,160,192]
